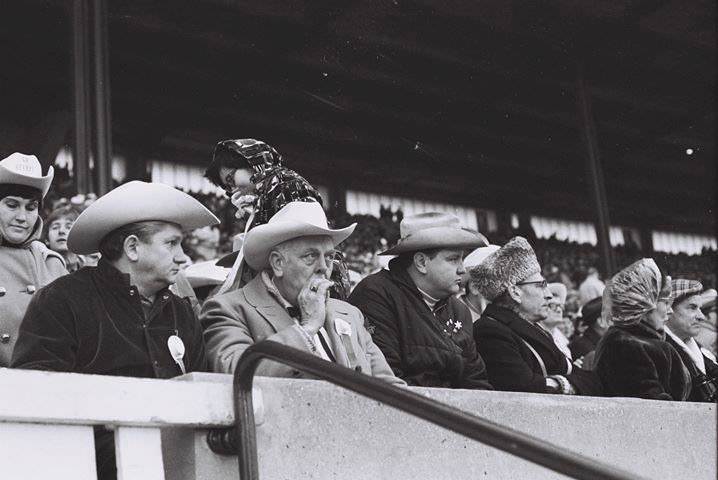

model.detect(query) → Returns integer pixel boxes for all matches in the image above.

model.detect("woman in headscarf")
[204,139,351,299]
[594,258,690,400]
[0,153,67,366]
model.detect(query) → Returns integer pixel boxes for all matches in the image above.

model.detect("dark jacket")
[569,327,602,360]
[11,259,207,378]
[11,259,207,480]
[665,335,718,403]
[348,262,492,389]
[474,303,602,395]
[594,322,690,401]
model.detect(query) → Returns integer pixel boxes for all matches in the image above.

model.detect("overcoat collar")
[482,303,557,352]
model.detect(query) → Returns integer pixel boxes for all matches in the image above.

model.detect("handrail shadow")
[214,340,644,480]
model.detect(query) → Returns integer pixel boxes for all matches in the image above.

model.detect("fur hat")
[471,236,540,301]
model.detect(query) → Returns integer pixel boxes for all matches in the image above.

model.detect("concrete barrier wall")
[166,373,716,480]
[0,369,714,480]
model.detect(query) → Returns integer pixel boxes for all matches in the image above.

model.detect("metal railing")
[217,340,643,480]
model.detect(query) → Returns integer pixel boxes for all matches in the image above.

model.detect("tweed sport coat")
[200,274,405,386]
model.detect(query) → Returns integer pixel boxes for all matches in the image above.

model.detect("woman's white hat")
[464,244,500,268]
[68,181,220,254]
[243,201,356,271]
[183,260,229,288]
[0,153,54,197]
[380,212,487,256]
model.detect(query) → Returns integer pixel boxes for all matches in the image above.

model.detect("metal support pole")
[72,0,92,194]
[576,64,615,276]
[92,0,112,195]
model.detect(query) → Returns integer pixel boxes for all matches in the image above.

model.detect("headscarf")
[609,258,672,326]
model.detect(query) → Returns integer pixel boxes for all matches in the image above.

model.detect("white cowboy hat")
[243,201,356,271]
[183,260,229,288]
[68,181,220,254]
[380,212,487,255]
[464,244,500,268]
[0,153,54,197]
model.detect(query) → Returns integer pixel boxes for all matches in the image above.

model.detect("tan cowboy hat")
[380,212,487,255]
[68,181,220,254]
[0,153,54,197]
[243,201,356,271]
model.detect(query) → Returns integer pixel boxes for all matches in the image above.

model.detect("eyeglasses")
[515,279,548,289]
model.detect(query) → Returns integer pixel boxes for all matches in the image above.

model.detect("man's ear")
[268,250,284,278]
[123,235,140,262]
[413,252,429,274]
[507,284,522,304]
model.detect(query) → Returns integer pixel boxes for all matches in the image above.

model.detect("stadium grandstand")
[0,1,715,479]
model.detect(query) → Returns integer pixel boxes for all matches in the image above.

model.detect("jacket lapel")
[242,275,295,333]
[323,301,352,368]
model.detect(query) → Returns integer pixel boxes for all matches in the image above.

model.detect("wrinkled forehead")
[675,293,703,308]
[280,234,334,252]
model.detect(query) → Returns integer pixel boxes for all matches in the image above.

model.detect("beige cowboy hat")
[68,181,220,254]
[380,212,488,255]
[243,200,356,271]
[0,153,54,197]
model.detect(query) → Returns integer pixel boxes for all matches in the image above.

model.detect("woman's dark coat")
[594,322,690,401]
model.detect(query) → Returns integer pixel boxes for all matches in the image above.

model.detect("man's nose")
[697,309,706,321]
[457,263,466,275]
[174,247,189,265]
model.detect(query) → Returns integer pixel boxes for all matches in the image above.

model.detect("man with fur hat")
[664,279,718,402]
[200,201,404,385]
[0,153,66,367]
[348,212,493,389]
[12,181,219,479]
[472,237,601,395]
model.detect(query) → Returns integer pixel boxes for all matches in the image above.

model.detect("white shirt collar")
[665,326,706,374]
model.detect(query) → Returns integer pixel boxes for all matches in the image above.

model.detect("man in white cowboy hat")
[471,237,601,395]
[12,181,219,479]
[200,201,404,385]
[348,212,493,389]
[0,152,66,367]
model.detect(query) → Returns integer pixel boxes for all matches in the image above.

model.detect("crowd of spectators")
[2,147,716,480]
